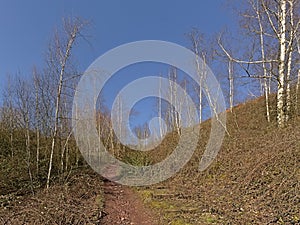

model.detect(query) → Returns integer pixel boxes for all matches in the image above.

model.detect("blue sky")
[0,0,237,128]
[0,0,234,82]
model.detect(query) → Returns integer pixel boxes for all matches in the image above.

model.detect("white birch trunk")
[158,76,163,138]
[46,25,78,189]
[277,0,287,128]
[228,60,234,113]
[257,6,271,122]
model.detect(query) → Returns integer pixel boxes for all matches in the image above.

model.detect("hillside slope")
[137,96,300,224]
[0,95,299,224]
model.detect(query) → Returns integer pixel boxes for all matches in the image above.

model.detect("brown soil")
[101,180,160,225]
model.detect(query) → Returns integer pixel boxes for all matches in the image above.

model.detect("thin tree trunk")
[256,4,271,122]
[26,123,34,195]
[285,0,296,121]
[286,48,292,121]
[277,0,287,128]
[296,68,300,113]
[8,83,14,158]
[296,27,300,113]
[228,60,234,113]
[109,120,115,153]
[158,76,163,138]
[46,25,78,189]
[33,70,40,174]
[199,68,202,124]
[172,68,181,135]
[10,131,14,158]
[193,38,202,123]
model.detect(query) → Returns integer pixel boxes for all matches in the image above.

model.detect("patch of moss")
[95,194,104,209]
[150,200,175,210]
[200,213,218,224]
[139,189,153,204]
[170,218,192,225]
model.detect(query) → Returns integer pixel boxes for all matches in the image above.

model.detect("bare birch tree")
[46,17,86,188]
[219,0,300,127]
[188,30,204,122]
[14,77,35,194]
[33,68,41,174]
[2,76,17,158]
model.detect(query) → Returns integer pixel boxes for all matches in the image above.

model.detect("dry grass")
[0,168,104,225]
[0,94,299,224]
[137,96,300,224]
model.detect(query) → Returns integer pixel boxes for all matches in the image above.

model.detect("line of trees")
[153,0,300,134]
[218,0,300,127]
[0,0,299,193]
[0,17,87,192]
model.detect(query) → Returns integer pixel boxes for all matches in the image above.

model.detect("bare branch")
[218,35,278,64]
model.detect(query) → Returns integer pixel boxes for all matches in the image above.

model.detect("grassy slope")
[0,168,104,224]
[0,95,299,224]
[137,96,300,224]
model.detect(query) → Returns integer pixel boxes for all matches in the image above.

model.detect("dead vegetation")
[0,94,299,225]
[0,168,105,225]
[136,95,300,224]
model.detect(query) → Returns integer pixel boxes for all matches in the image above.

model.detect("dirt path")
[101,181,159,225]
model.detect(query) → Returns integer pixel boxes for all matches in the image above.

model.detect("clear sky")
[0,0,235,84]
[0,0,237,127]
